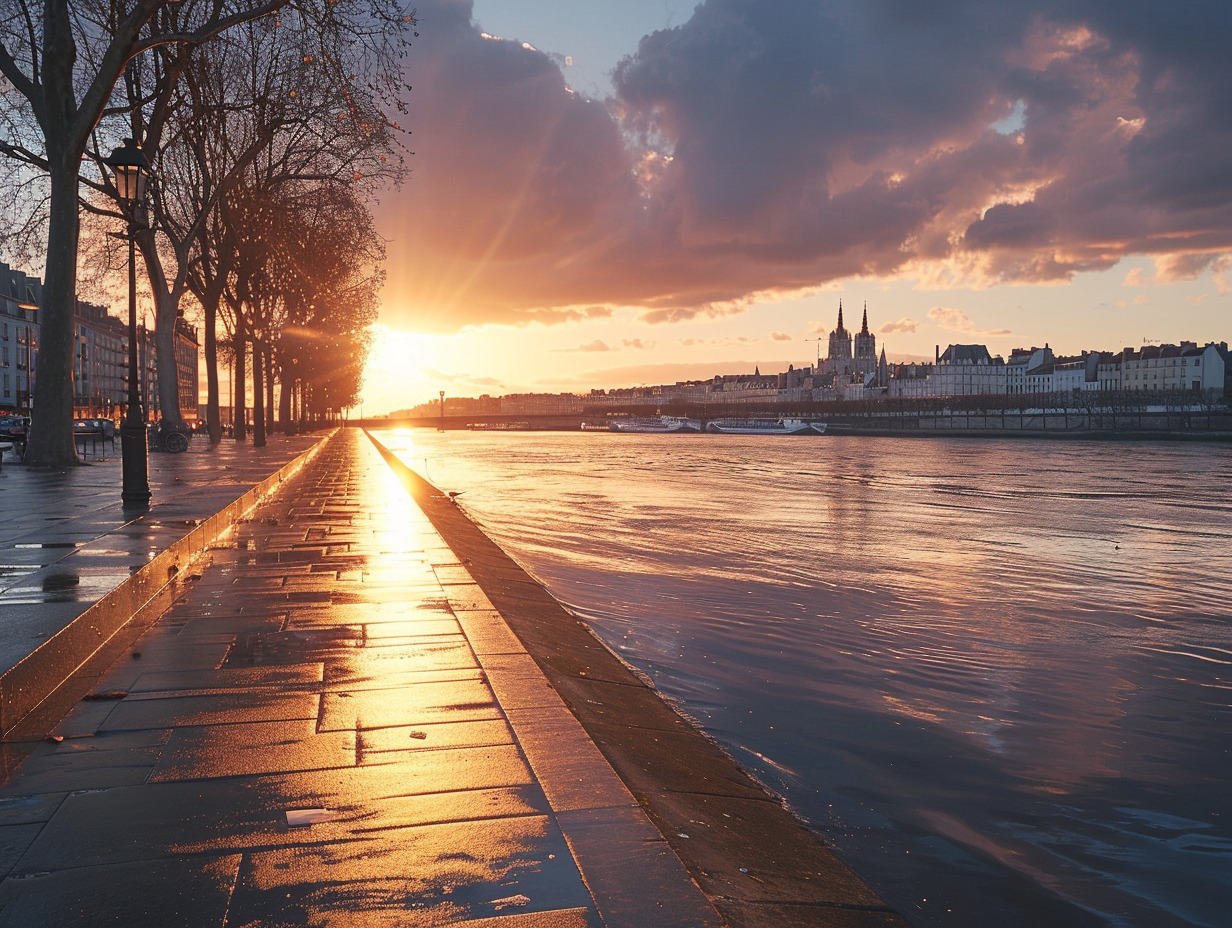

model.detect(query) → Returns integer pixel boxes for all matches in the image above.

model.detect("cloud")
[422,367,504,388]
[1153,253,1224,282]
[879,317,919,334]
[770,331,792,341]
[554,336,654,352]
[378,0,1232,332]
[679,335,761,348]
[926,306,1011,336]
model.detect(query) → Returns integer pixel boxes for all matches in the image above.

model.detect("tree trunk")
[137,225,186,428]
[233,318,247,442]
[265,343,275,434]
[25,161,83,467]
[204,294,221,444]
[279,373,293,433]
[252,340,266,448]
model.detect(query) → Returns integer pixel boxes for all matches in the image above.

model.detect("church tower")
[828,301,852,361]
[854,301,877,367]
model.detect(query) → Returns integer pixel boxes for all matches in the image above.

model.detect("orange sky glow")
[359,0,1232,416]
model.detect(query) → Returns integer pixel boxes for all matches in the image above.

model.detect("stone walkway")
[0,431,320,683]
[0,428,720,926]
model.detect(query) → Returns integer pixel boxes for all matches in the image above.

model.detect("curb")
[0,432,333,740]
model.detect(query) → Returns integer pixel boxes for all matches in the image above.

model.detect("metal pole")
[120,212,151,509]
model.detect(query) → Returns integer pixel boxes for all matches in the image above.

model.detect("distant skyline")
[363,0,1232,416]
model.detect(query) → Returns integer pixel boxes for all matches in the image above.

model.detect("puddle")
[14,542,83,549]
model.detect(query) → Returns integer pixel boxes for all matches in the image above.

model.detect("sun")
[361,325,445,414]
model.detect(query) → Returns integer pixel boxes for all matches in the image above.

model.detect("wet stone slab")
[0,854,244,927]
[226,815,593,927]
[149,720,356,782]
[221,626,363,667]
[318,675,498,731]
[356,718,514,758]
[0,729,171,794]
[96,690,321,733]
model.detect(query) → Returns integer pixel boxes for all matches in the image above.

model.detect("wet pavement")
[0,432,322,681]
[0,429,724,926]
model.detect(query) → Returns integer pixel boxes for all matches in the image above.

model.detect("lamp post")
[105,138,152,509]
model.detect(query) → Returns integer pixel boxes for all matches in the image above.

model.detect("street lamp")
[105,137,152,509]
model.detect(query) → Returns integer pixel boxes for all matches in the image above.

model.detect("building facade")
[1103,343,1226,394]
[2,261,201,421]
[173,317,201,423]
[1,261,41,412]
[73,301,127,418]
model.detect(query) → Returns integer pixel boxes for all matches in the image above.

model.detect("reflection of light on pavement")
[377,436,431,558]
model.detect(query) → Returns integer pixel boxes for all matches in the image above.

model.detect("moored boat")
[706,417,826,435]
[608,416,701,433]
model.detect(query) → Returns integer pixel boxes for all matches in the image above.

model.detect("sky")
[362,0,1232,416]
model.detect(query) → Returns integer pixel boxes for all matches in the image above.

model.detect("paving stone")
[503,707,636,814]
[322,644,478,686]
[555,805,724,928]
[0,853,243,927]
[0,728,171,794]
[318,675,497,731]
[357,718,514,758]
[226,815,592,928]
[0,823,43,877]
[97,691,321,732]
[149,720,356,781]
[0,793,64,827]
[126,664,323,695]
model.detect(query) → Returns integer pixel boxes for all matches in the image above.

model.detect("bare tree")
[0,0,299,466]
[179,8,408,442]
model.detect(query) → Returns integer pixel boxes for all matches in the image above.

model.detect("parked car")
[0,415,30,459]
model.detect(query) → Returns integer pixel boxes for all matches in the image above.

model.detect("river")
[374,428,1232,928]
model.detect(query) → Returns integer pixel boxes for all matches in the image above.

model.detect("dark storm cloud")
[380,0,1232,331]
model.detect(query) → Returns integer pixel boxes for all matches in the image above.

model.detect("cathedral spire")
[860,302,870,336]
[836,300,845,333]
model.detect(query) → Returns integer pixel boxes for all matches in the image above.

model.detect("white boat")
[706,418,826,435]
[608,416,701,433]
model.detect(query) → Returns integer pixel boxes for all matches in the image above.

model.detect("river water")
[375,429,1232,928]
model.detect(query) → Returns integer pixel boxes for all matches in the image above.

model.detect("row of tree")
[0,0,415,465]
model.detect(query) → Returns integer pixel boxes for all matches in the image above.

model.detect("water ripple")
[380,430,1232,928]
